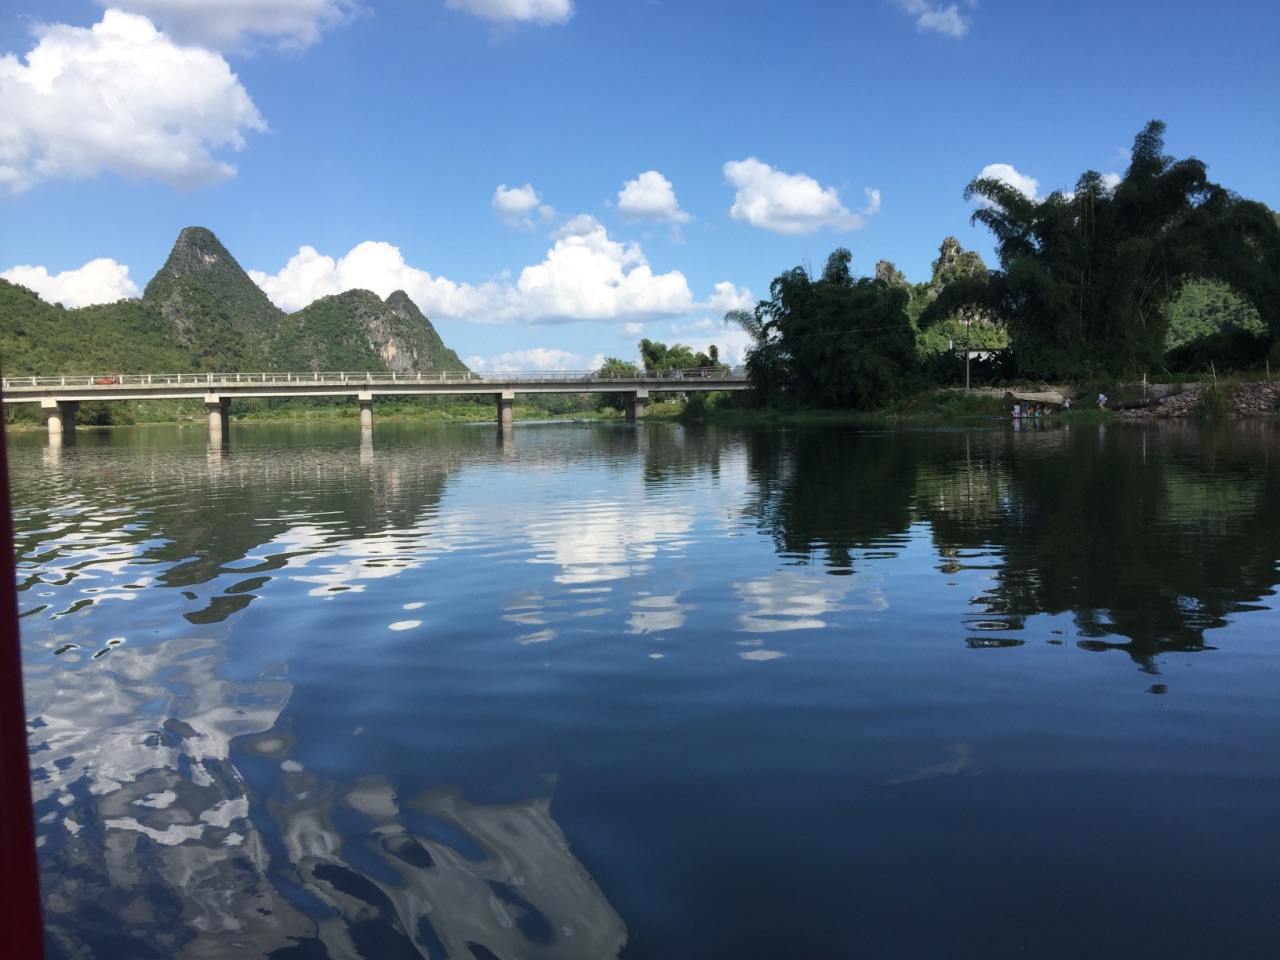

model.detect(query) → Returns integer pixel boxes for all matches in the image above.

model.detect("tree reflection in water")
[743,421,1280,671]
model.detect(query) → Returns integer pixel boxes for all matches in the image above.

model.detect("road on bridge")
[3,367,750,434]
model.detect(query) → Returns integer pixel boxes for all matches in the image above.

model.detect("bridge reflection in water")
[2,368,749,439]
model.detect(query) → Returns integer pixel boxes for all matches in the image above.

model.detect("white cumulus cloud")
[617,171,691,223]
[250,219,716,326]
[445,0,574,25]
[703,280,754,314]
[2,258,139,308]
[516,215,694,322]
[99,0,358,51]
[493,183,555,228]
[895,1,973,39]
[249,241,504,316]
[466,347,603,372]
[0,10,266,192]
[975,163,1040,202]
[724,158,878,235]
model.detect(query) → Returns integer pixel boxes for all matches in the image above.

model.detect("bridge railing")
[0,371,486,389]
[478,367,744,382]
[2,367,746,390]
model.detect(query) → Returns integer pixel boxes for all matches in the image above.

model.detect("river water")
[9,419,1280,959]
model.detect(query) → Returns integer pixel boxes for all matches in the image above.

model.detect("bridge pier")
[358,391,374,430]
[41,399,78,438]
[205,394,230,439]
[497,424,515,456]
[496,389,515,426]
[360,426,373,465]
[624,388,648,421]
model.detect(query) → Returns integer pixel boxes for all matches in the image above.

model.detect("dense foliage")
[591,357,640,411]
[921,121,1280,379]
[904,239,1009,381]
[593,343,726,412]
[726,122,1279,410]
[728,248,923,409]
[272,290,399,372]
[1163,277,1265,348]
[637,338,719,372]
[1,280,195,376]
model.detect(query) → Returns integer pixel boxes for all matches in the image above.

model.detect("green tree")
[593,357,641,411]
[725,305,790,404]
[727,248,922,409]
[1164,277,1264,349]
[923,121,1280,379]
[638,339,713,373]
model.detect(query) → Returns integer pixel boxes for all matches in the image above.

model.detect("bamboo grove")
[727,122,1280,408]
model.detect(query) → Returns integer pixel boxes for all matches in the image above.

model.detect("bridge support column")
[358,391,374,430]
[41,399,78,438]
[624,388,648,421]
[205,394,230,439]
[496,389,515,426]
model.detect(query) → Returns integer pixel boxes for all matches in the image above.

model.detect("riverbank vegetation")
[719,121,1279,416]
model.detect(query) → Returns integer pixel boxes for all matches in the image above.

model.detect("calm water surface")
[10,419,1280,959]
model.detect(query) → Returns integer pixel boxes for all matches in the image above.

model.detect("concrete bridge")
[2,368,748,438]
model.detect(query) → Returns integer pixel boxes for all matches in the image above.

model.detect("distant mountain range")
[1,227,466,376]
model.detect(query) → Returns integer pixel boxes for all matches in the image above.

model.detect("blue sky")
[2,1,1277,372]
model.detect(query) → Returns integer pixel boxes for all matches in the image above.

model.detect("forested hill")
[0,226,467,377]
[276,289,465,373]
[141,226,286,369]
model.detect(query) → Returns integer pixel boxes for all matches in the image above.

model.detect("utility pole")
[965,317,971,392]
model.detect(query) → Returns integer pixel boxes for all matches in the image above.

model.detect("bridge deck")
[1,369,747,403]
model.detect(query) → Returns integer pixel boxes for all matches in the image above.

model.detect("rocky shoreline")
[1114,380,1280,419]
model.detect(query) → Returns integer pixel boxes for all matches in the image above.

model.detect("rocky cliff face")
[874,239,988,300]
[875,260,909,288]
[142,227,285,365]
[927,237,988,299]
[280,288,465,373]
[147,227,237,286]
[380,290,465,371]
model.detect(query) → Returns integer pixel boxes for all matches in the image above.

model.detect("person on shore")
[1013,402,1021,419]
[1098,393,1108,409]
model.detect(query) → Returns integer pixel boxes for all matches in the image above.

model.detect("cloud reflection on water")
[734,570,871,633]
[627,591,691,634]
[525,498,696,586]
[26,631,626,959]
